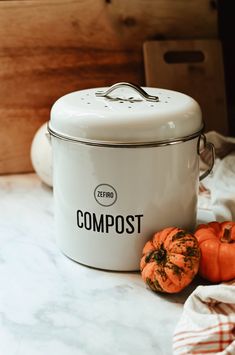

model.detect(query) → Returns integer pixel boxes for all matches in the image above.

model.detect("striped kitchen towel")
[173,281,235,354]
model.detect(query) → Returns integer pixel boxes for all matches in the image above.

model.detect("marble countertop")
[0,174,214,355]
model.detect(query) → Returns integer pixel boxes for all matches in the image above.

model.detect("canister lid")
[49,82,203,145]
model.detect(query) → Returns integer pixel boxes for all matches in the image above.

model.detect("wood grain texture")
[0,0,218,174]
[144,39,228,135]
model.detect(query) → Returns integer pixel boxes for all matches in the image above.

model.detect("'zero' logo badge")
[94,184,117,207]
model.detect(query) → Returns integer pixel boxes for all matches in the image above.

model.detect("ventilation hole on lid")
[81,98,84,100]
[128,106,132,109]
[119,101,124,103]
[167,97,171,99]
[87,102,91,104]
[150,105,154,107]
[165,101,168,104]
[104,105,108,108]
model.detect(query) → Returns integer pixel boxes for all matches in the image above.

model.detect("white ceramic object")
[48,82,214,271]
[31,122,53,187]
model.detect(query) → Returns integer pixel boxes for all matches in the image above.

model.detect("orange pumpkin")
[195,221,235,282]
[140,227,200,293]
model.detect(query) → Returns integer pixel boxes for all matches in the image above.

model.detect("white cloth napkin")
[198,131,235,221]
[173,282,235,354]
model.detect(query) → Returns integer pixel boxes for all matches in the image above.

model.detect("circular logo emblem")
[94,184,117,207]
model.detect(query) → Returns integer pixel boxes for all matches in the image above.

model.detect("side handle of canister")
[198,134,215,181]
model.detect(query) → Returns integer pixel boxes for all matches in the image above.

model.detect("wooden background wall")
[0,0,218,174]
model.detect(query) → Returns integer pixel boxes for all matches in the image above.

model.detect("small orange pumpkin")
[140,227,200,293]
[195,221,235,282]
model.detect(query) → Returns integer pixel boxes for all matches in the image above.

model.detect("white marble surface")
[0,174,214,355]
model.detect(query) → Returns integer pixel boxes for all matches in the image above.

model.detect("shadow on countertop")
[155,275,211,304]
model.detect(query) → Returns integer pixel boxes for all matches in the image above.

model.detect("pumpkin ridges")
[168,253,199,274]
[163,259,197,293]
[140,256,146,271]
[155,266,177,293]
[196,223,210,231]
[141,227,200,293]
[158,276,179,293]
[163,228,185,249]
[199,239,220,282]
[195,225,217,240]
[218,242,235,281]
[152,227,178,249]
[195,233,218,244]
[196,222,220,238]
[164,266,186,293]
[195,221,235,282]
[141,261,157,283]
[167,254,199,287]
[146,277,162,292]
[209,221,221,234]
[168,238,200,256]
[142,262,165,292]
[142,240,155,256]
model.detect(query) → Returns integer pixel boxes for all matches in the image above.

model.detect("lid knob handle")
[95,82,159,102]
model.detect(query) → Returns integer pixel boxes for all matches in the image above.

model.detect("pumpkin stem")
[154,246,167,263]
[221,225,232,243]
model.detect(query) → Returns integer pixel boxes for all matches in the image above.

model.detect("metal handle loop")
[198,134,215,181]
[95,82,159,102]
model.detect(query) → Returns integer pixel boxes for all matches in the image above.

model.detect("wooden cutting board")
[144,40,228,135]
